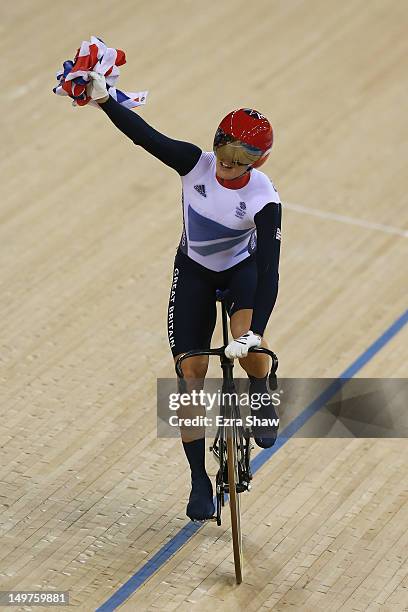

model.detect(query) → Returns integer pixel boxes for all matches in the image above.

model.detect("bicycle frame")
[175,301,278,494]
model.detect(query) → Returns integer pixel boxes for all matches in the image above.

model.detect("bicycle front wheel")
[227,425,243,584]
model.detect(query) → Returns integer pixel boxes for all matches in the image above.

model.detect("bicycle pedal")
[236,482,250,493]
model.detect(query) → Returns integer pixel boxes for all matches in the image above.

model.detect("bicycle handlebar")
[175,347,278,379]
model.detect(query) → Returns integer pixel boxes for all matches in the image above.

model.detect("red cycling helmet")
[213,108,273,169]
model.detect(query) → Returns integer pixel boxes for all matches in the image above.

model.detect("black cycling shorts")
[167,249,258,356]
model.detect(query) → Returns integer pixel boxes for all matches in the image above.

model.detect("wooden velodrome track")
[1,0,407,610]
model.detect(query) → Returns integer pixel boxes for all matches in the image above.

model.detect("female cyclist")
[87,72,282,521]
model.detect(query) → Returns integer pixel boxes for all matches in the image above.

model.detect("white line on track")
[284,202,408,238]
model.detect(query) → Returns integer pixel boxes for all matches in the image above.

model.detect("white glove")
[225,330,262,359]
[86,71,109,102]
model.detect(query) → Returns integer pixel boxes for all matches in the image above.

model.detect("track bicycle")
[175,291,278,584]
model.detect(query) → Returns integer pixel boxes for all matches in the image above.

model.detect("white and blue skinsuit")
[100,98,282,355]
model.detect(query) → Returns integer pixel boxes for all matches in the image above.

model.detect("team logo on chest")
[235,201,247,219]
[194,184,207,198]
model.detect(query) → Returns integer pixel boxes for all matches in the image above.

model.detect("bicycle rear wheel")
[226,424,243,584]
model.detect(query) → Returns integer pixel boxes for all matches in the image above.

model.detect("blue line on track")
[96,308,408,611]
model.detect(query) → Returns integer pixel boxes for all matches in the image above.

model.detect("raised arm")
[100,97,201,175]
[89,73,201,176]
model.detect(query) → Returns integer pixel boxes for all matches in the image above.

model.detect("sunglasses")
[213,129,263,166]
